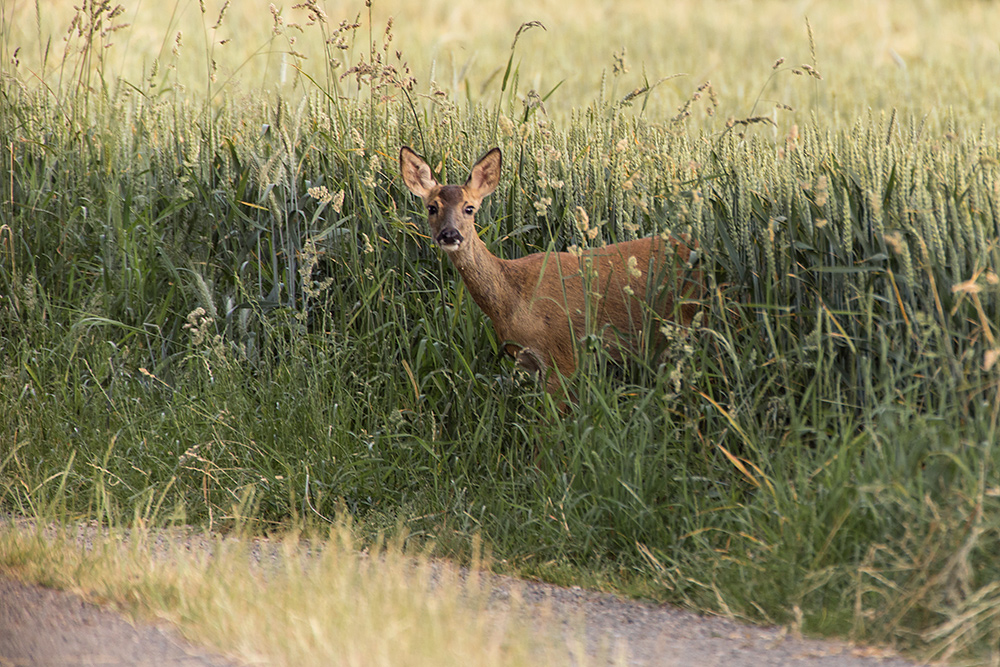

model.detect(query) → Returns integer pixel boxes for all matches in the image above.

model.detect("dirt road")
[0,575,239,666]
[0,568,921,667]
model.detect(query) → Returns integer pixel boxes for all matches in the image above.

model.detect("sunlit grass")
[0,518,569,667]
[4,0,1000,125]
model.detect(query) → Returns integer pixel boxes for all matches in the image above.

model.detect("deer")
[399,146,702,395]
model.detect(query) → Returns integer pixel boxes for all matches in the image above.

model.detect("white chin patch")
[439,241,462,252]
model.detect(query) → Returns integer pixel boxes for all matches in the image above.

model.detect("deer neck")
[443,233,516,325]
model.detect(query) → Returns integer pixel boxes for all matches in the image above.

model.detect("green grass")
[2,1,1000,664]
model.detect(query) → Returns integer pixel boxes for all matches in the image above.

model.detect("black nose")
[436,228,464,246]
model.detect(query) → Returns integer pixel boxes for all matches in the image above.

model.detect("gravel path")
[0,571,923,667]
[0,521,924,666]
[0,575,239,667]
[485,574,918,666]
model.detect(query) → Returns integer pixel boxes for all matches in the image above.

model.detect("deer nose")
[436,228,464,249]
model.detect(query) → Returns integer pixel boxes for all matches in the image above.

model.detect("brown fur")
[400,146,701,393]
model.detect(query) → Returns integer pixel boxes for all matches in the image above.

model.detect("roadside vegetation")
[2,0,998,664]
[0,519,562,667]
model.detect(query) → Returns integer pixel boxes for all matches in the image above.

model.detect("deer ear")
[466,148,501,200]
[400,147,438,199]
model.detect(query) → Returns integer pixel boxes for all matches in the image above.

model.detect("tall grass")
[2,2,999,663]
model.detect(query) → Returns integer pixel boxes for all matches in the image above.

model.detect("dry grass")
[4,0,999,124]
[0,519,570,667]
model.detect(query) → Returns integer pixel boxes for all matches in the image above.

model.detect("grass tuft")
[0,519,565,666]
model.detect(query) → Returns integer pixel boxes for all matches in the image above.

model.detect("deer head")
[399,147,501,253]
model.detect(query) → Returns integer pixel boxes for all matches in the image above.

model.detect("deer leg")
[514,347,547,378]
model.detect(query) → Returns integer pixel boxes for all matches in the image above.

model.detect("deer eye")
[464,205,475,215]
[427,204,438,215]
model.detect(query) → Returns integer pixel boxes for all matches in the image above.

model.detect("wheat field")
[5,0,1000,125]
[2,0,1000,664]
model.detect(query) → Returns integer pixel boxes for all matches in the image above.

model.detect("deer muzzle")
[436,227,464,251]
